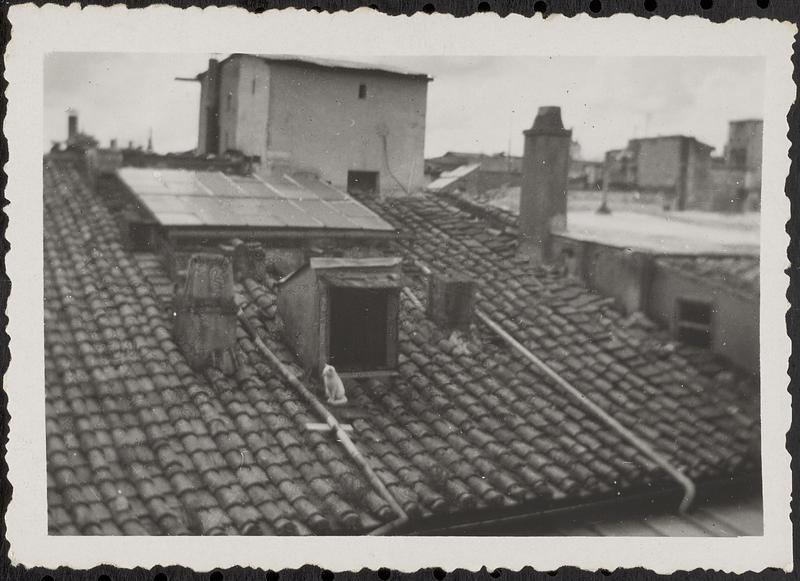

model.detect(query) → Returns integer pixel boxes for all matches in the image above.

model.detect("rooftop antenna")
[507,110,514,172]
[643,111,653,137]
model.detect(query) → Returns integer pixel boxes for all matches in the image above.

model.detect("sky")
[44,53,765,161]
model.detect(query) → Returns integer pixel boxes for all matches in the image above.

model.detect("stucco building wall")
[196,55,428,194]
[265,60,427,194]
[648,265,759,374]
[551,235,758,374]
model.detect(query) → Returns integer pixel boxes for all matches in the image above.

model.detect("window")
[252,77,256,94]
[227,92,233,111]
[358,84,367,99]
[347,170,379,195]
[729,148,747,169]
[675,298,713,348]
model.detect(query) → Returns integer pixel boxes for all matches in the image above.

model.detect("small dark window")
[675,298,713,348]
[358,84,367,99]
[252,77,257,94]
[347,170,379,195]
[729,148,748,169]
[227,92,233,111]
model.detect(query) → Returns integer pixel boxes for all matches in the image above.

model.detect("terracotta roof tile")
[45,158,759,535]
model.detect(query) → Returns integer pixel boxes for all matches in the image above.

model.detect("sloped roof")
[425,164,481,193]
[45,157,760,536]
[199,54,432,81]
[116,167,393,232]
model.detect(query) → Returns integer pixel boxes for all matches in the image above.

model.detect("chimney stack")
[518,106,572,263]
[67,109,79,141]
[220,240,268,283]
[427,271,476,332]
[173,253,237,369]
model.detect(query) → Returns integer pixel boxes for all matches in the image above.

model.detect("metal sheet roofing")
[425,163,481,193]
[116,168,394,233]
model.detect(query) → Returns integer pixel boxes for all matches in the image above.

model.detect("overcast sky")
[44,53,765,161]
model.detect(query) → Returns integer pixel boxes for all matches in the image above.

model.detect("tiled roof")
[656,255,760,298]
[45,158,760,536]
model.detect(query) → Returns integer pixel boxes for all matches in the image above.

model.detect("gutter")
[408,472,760,536]
[476,310,696,513]
[237,311,409,535]
[411,259,696,513]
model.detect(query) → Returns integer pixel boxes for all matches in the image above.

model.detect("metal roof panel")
[117,167,394,232]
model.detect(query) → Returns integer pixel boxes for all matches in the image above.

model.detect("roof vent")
[173,253,237,369]
[426,271,476,332]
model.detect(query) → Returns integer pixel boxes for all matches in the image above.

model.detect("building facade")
[424,151,522,195]
[724,119,763,205]
[628,135,714,210]
[195,54,430,195]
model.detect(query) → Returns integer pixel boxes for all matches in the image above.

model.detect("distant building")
[192,54,431,195]
[566,140,603,190]
[424,151,522,195]
[628,136,714,210]
[603,148,637,190]
[602,136,714,210]
[725,119,763,179]
[725,119,763,208]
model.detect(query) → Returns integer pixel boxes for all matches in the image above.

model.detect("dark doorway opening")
[329,287,389,371]
[347,171,380,196]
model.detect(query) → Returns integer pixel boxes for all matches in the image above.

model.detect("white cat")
[322,364,348,406]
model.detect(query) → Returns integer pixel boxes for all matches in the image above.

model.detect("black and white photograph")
[4,5,794,573]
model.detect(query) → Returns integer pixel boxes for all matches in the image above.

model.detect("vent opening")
[329,287,390,371]
[675,298,713,349]
[347,170,379,195]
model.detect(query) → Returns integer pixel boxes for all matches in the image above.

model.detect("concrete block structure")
[628,135,714,210]
[193,54,431,195]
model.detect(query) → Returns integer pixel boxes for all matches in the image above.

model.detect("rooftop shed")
[277,257,405,378]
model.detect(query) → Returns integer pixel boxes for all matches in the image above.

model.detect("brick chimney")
[67,109,78,141]
[518,106,572,263]
[173,253,237,369]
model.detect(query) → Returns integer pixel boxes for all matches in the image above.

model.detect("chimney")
[427,271,476,332]
[518,106,572,263]
[220,240,267,283]
[67,109,79,141]
[110,138,118,150]
[173,253,238,369]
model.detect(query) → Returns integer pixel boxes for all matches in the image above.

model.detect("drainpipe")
[474,311,696,513]
[409,259,695,513]
[237,311,409,534]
